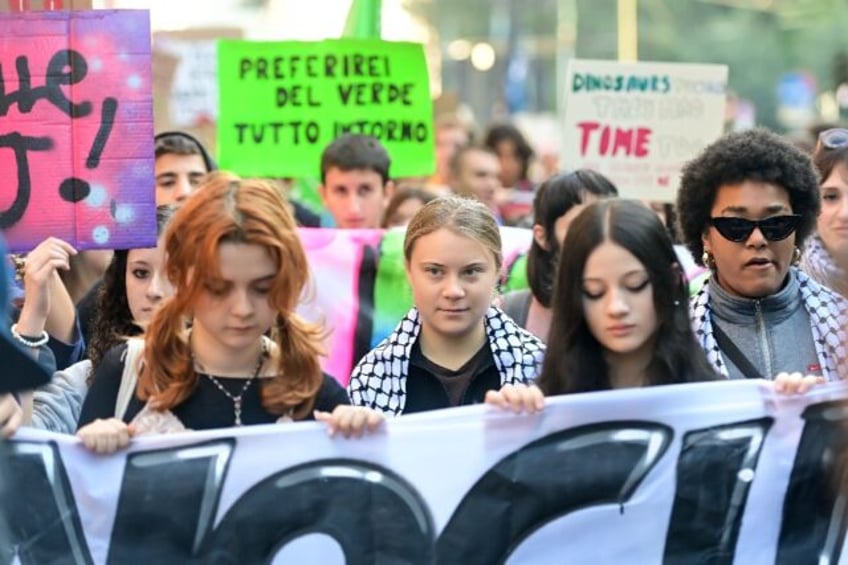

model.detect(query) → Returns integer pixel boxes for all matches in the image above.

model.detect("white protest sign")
[561,59,728,201]
[154,29,242,128]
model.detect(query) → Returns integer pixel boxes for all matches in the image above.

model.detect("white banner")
[561,59,728,202]
[3,379,847,564]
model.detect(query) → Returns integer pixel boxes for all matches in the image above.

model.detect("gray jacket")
[29,360,90,434]
[691,268,848,381]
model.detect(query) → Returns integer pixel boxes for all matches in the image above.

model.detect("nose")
[838,194,848,218]
[745,225,768,247]
[174,176,193,203]
[231,287,254,317]
[145,276,164,302]
[606,287,630,317]
[348,195,363,215]
[442,274,465,299]
[146,271,171,303]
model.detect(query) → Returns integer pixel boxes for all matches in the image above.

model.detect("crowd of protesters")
[0,112,843,453]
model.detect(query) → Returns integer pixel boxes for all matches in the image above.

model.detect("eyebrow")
[718,204,789,214]
[583,269,648,282]
[156,170,205,181]
[418,261,488,268]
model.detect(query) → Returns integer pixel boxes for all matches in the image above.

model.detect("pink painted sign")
[0,10,155,253]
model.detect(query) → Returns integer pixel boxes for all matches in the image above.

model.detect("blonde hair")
[403,195,503,270]
[137,174,325,419]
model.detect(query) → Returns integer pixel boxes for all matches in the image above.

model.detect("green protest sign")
[218,39,434,178]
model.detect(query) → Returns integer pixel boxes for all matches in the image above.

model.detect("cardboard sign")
[153,28,242,129]
[0,9,155,252]
[561,59,728,202]
[217,39,435,178]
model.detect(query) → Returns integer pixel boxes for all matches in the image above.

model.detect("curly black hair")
[676,128,820,265]
[87,205,176,378]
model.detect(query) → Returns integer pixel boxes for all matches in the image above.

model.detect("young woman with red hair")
[77,174,380,452]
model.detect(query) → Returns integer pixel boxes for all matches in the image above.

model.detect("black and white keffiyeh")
[348,306,546,415]
[690,268,848,381]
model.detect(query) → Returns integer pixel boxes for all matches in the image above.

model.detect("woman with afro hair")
[676,128,847,382]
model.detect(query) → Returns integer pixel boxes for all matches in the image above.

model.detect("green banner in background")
[344,0,382,39]
[218,39,434,178]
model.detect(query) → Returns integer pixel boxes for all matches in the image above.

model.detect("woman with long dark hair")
[537,199,717,394]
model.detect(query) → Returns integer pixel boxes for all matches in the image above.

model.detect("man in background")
[318,134,393,229]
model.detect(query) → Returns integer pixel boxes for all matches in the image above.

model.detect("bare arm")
[15,238,77,341]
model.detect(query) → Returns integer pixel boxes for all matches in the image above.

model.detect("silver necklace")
[196,341,267,426]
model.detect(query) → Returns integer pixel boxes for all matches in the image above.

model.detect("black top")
[77,343,350,431]
[291,199,322,228]
[403,340,500,414]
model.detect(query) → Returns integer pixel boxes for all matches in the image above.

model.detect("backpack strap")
[711,323,764,380]
[114,339,145,419]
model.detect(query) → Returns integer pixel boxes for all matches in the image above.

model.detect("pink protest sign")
[0,10,155,253]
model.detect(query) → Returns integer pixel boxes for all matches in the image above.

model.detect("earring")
[793,247,801,264]
[701,250,715,269]
[673,299,681,307]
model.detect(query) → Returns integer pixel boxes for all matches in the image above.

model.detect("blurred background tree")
[404,0,848,131]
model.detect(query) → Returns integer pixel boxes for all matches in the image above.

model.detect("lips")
[607,324,635,336]
[439,308,469,314]
[744,257,773,267]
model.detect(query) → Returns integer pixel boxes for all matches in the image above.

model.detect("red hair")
[137,174,325,419]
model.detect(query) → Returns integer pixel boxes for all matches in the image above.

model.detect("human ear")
[383,180,395,205]
[532,224,549,251]
[404,259,413,286]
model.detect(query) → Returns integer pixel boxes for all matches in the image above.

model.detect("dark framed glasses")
[709,215,801,242]
[818,128,848,150]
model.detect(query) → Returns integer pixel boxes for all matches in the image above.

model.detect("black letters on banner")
[0,408,844,563]
[663,418,773,564]
[0,441,93,564]
[107,440,235,562]
[198,459,434,563]
[436,422,672,564]
[777,401,848,564]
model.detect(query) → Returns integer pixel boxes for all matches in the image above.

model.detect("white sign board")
[561,59,728,201]
[154,31,234,129]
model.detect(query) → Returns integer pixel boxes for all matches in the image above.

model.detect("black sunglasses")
[818,128,848,150]
[709,215,801,242]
